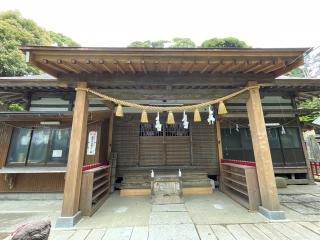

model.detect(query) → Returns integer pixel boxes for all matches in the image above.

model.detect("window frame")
[6,127,70,167]
[221,126,306,167]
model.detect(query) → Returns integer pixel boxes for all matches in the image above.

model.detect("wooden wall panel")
[191,122,218,173]
[0,124,13,168]
[0,173,64,192]
[112,115,139,167]
[139,137,165,166]
[165,137,191,165]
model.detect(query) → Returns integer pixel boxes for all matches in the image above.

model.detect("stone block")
[276,177,287,188]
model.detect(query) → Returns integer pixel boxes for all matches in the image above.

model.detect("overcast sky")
[2,0,320,48]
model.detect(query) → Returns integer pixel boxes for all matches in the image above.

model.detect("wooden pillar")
[215,114,224,190]
[61,82,88,217]
[246,81,280,211]
[291,96,314,182]
[107,111,114,162]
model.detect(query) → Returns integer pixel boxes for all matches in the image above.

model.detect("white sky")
[1,0,320,48]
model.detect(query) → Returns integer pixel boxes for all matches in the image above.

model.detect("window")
[7,128,71,166]
[139,123,190,137]
[222,127,305,167]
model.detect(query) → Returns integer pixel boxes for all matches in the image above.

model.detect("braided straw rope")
[75,85,259,112]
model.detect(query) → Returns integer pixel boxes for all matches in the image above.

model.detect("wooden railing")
[79,164,111,216]
[221,160,261,211]
[310,161,320,180]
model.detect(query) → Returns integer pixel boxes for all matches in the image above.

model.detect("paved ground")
[48,221,320,240]
[1,184,320,239]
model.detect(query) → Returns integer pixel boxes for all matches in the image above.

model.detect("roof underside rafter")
[20,46,308,78]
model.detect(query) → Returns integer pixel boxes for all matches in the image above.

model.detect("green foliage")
[286,68,305,77]
[128,40,169,48]
[0,40,37,76]
[0,101,24,111]
[48,31,80,47]
[128,37,249,49]
[8,103,24,111]
[169,38,196,48]
[298,97,320,122]
[201,37,250,48]
[0,10,79,76]
[128,41,152,48]
[0,11,51,45]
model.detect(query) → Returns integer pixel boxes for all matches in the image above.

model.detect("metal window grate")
[139,123,190,137]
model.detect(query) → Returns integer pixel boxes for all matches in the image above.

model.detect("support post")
[246,81,283,218]
[107,109,114,162]
[56,82,88,228]
[215,114,224,191]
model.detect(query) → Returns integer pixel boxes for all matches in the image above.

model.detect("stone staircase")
[120,170,213,196]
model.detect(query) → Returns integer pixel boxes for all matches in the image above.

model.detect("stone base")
[258,206,286,220]
[55,211,82,228]
[152,195,184,205]
[151,174,183,205]
[275,177,287,188]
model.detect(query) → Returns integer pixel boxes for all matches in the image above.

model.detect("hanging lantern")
[115,104,124,117]
[207,106,215,125]
[218,101,228,115]
[140,110,148,123]
[155,112,162,131]
[182,111,189,129]
[281,125,286,135]
[167,111,175,124]
[194,108,201,122]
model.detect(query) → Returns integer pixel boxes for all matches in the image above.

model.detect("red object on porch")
[310,161,320,177]
[82,162,109,171]
[221,159,256,167]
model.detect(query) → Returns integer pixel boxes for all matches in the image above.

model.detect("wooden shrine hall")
[0,46,319,227]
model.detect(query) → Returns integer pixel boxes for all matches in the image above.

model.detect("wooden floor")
[49,222,320,240]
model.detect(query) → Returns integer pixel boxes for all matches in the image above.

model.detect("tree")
[0,10,79,76]
[298,97,320,122]
[201,37,250,48]
[169,38,196,48]
[48,31,80,47]
[128,40,169,48]
[286,68,305,77]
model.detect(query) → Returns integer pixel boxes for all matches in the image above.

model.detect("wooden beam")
[57,60,81,74]
[246,81,280,211]
[84,60,98,72]
[98,60,114,74]
[107,112,114,163]
[215,114,224,191]
[221,60,238,73]
[187,61,196,73]
[200,64,210,74]
[274,57,304,77]
[71,60,91,73]
[61,81,88,217]
[211,61,233,73]
[154,61,160,72]
[59,72,275,86]
[254,61,275,74]
[30,59,58,77]
[141,61,148,74]
[167,62,171,74]
[113,61,125,74]
[201,61,220,74]
[42,59,69,74]
[292,95,315,183]
[243,61,262,73]
[127,61,136,74]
